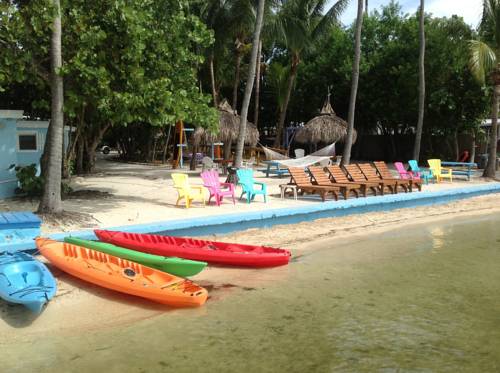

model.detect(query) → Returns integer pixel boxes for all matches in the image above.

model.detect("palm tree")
[272,0,349,147]
[234,0,266,167]
[38,0,64,213]
[412,0,426,161]
[228,0,256,111]
[469,0,500,178]
[341,0,364,165]
[197,0,232,107]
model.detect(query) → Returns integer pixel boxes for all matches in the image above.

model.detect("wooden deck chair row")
[326,165,380,196]
[287,168,339,201]
[342,164,388,195]
[308,166,362,199]
[358,163,408,193]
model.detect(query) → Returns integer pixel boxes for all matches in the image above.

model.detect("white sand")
[0,158,498,234]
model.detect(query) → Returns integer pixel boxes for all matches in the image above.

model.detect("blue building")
[0,110,70,199]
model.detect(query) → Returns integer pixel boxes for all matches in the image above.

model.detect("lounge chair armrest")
[220,182,235,189]
[254,182,267,190]
[191,185,205,191]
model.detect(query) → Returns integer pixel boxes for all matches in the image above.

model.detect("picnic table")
[258,161,290,178]
[441,161,478,181]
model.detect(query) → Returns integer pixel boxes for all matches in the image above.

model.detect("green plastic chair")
[236,169,267,203]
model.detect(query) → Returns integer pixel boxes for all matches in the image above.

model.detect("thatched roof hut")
[295,98,356,144]
[194,100,259,146]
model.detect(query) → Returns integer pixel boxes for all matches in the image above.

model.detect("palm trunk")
[209,53,218,107]
[273,60,298,148]
[412,0,426,161]
[38,0,63,214]
[470,130,476,163]
[342,0,364,165]
[232,51,243,112]
[254,40,262,128]
[234,0,265,168]
[484,82,499,177]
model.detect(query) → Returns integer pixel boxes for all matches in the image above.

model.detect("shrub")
[15,164,43,197]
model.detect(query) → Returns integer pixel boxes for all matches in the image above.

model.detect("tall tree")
[38,0,63,213]
[412,0,426,160]
[273,0,349,147]
[470,0,500,178]
[342,0,364,165]
[234,0,265,167]
[254,40,263,128]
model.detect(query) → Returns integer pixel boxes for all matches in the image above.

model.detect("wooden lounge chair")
[357,163,405,194]
[287,168,339,201]
[326,165,377,197]
[394,162,423,191]
[307,166,361,199]
[342,164,384,195]
[372,161,413,192]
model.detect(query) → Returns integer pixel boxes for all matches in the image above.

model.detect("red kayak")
[94,230,291,268]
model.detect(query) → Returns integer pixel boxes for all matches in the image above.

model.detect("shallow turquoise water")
[4,213,500,372]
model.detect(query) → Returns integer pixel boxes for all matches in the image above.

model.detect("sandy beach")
[1,157,500,341]
[0,157,499,235]
[1,186,500,342]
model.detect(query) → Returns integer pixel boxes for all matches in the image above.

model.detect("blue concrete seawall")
[5,183,499,253]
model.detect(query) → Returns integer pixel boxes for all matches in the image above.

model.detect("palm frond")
[469,39,496,84]
[312,0,350,39]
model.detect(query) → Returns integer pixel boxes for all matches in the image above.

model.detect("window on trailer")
[17,132,38,151]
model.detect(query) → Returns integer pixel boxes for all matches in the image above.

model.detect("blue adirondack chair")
[236,169,267,203]
[408,160,434,184]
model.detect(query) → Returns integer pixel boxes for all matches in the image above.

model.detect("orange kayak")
[36,238,207,307]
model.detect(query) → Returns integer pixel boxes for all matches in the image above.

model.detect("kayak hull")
[36,238,207,307]
[95,230,291,267]
[0,251,57,314]
[64,237,207,277]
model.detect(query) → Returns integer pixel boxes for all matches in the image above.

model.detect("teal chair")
[236,169,267,203]
[408,160,434,184]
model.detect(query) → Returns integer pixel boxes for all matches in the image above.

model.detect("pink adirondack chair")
[200,170,235,206]
[394,162,420,181]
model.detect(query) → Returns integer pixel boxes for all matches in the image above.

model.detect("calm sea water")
[4,214,500,372]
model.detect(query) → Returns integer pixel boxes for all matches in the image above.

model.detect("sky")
[331,0,483,27]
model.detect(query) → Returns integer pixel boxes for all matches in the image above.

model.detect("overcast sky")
[332,0,483,27]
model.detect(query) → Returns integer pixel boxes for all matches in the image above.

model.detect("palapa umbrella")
[295,97,356,144]
[193,100,259,146]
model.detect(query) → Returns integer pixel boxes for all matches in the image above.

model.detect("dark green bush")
[15,164,43,197]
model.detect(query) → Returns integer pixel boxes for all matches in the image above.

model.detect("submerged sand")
[1,192,500,342]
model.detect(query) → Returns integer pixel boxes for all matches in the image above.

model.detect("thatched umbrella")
[295,98,356,144]
[194,100,259,147]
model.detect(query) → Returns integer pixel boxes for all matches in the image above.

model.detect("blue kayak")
[0,252,57,313]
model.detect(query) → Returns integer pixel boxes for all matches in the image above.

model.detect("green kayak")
[63,237,207,277]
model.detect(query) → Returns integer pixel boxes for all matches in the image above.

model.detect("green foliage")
[287,1,488,139]
[15,164,43,197]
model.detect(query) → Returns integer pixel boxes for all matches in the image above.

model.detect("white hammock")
[272,155,332,168]
[259,142,335,168]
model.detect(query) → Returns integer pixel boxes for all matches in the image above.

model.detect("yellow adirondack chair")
[171,173,205,208]
[427,159,453,183]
